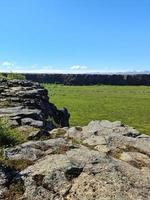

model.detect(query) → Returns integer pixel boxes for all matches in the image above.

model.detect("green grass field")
[44,84,150,135]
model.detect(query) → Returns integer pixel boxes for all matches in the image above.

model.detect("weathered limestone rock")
[66,161,150,200]
[20,154,74,199]
[27,129,50,140]
[0,80,70,138]
[83,135,107,146]
[0,167,9,199]
[1,118,150,199]
[4,138,67,161]
[0,165,17,199]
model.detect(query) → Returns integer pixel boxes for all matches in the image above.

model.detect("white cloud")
[0,62,64,73]
[0,61,91,74]
[14,68,64,74]
[0,61,16,72]
[2,61,14,67]
[71,65,88,70]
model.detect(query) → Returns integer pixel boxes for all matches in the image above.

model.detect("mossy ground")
[44,84,150,135]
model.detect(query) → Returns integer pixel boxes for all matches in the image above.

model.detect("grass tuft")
[0,118,25,147]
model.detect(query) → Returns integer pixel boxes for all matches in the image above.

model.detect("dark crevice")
[33,174,45,186]
[65,166,83,181]
[123,132,141,138]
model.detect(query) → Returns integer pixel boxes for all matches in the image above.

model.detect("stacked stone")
[0,79,70,131]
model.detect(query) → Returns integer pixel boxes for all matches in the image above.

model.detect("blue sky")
[0,0,150,73]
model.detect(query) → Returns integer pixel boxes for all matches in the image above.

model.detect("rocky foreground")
[0,120,150,200]
[0,80,150,200]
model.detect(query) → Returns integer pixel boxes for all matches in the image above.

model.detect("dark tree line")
[2,73,150,85]
[24,74,150,85]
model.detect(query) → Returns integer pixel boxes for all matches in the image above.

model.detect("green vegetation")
[0,72,26,80]
[0,118,25,147]
[0,72,6,79]
[7,72,26,80]
[44,84,150,135]
[0,118,27,175]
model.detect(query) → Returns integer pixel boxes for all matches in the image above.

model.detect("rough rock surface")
[0,167,9,199]
[0,79,70,136]
[1,120,150,200]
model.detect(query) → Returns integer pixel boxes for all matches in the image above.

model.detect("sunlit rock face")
[1,120,150,200]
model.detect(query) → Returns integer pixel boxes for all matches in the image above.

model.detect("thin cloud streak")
[71,65,88,70]
[1,61,14,67]
[1,61,149,74]
[0,61,90,74]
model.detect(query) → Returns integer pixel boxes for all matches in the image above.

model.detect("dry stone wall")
[0,79,70,133]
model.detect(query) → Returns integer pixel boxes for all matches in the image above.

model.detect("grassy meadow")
[44,84,150,135]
